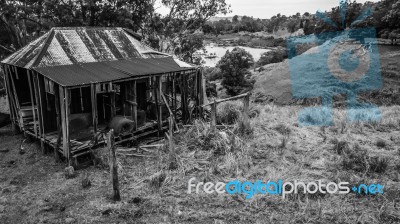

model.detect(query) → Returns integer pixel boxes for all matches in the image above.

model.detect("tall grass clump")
[217,101,243,125]
[175,120,244,157]
[217,100,260,125]
[341,144,389,174]
[298,107,332,126]
[342,144,369,173]
[233,112,254,137]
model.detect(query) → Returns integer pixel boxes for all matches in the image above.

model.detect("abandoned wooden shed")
[0,27,204,163]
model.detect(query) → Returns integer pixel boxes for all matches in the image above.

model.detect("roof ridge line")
[30,29,56,68]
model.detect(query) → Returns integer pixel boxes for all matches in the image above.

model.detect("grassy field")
[254,43,400,106]
[0,103,399,223]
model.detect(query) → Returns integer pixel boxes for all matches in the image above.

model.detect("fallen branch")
[123,153,156,158]
[201,92,251,107]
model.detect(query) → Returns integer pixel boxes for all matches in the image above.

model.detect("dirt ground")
[0,103,399,223]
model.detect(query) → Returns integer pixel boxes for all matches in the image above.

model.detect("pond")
[199,43,272,67]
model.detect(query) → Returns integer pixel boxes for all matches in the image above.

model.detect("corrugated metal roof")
[34,57,194,87]
[1,27,160,68]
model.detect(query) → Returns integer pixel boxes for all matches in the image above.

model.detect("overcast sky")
[156,0,381,19]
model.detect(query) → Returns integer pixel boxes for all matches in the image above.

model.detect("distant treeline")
[203,0,400,44]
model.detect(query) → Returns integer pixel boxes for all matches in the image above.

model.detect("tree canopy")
[0,0,231,60]
[217,47,254,96]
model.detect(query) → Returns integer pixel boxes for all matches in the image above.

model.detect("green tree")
[174,34,204,64]
[217,47,254,96]
[148,0,230,54]
[0,0,154,58]
[383,0,400,29]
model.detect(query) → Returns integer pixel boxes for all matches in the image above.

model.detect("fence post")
[169,116,174,152]
[243,93,250,129]
[107,129,121,201]
[211,100,217,132]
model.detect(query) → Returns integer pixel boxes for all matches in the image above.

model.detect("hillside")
[208,16,236,22]
[253,43,400,105]
[1,103,400,223]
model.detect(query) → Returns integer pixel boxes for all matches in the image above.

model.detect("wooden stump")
[211,100,217,133]
[242,93,251,130]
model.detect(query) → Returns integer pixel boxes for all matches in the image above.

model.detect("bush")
[341,144,389,174]
[206,81,217,97]
[203,67,222,81]
[217,101,242,125]
[369,156,389,173]
[332,139,349,155]
[376,139,387,149]
[234,112,253,137]
[255,46,288,67]
[342,144,368,173]
[217,47,255,96]
[177,120,243,156]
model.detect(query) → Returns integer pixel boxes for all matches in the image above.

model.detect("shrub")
[376,139,387,149]
[274,124,291,135]
[255,46,288,67]
[217,101,242,125]
[332,140,349,155]
[178,120,243,156]
[217,47,254,96]
[233,112,253,137]
[203,67,222,81]
[342,144,368,173]
[298,107,332,126]
[206,81,217,97]
[369,156,389,173]
[341,144,389,174]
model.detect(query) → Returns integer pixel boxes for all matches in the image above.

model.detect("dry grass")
[0,103,400,223]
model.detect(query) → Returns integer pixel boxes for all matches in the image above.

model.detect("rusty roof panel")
[2,34,49,67]
[33,57,193,87]
[1,27,159,68]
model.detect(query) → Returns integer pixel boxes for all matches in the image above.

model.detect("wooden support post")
[121,83,126,116]
[158,76,162,132]
[2,66,17,130]
[161,93,179,131]
[201,70,208,106]
[181,74,187,123]
[107,129,121,201]
[211,100,217,133]
[65,88,70,163]
[33,73,45,151]
[169,116,174,152]
[59,86,68,159]
[198,70,204,117]
[110,91,116,119]
[7,66,23,128]
[91,83,98,133]
[54,84,61,162]
[173,73,177,120]
[133,81,137,131]
[27,71,37,137]
[153,76,161,135]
